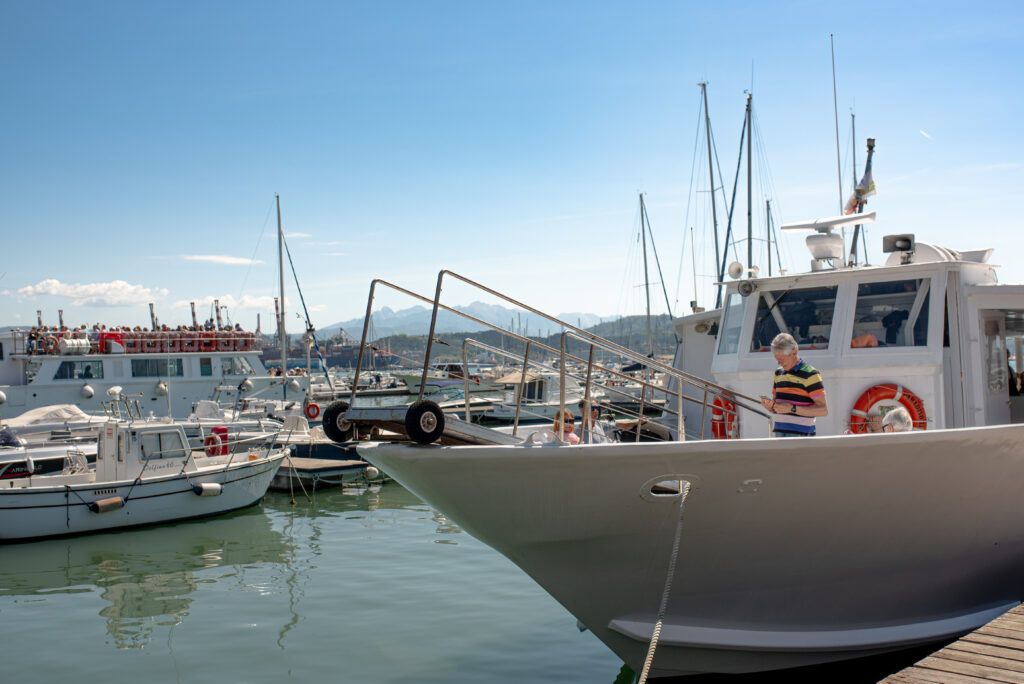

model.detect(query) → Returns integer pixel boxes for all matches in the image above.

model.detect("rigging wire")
[280,233,335,394]
[675,97,707,311]
[237,198,277,313]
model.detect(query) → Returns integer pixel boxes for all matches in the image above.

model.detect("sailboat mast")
[639,193,654,357]
[746,92,752,271]
[699,83,721,308]
[276,194,287,396]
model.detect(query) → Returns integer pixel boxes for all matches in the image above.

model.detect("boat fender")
[711,395,739,439]
[849,383,928,433]
[0,390,6,405]
[364,466,380,481]
[192,482,223,496]
[88,496,125,513]
[305,402,321,420]
[80,383,94,399]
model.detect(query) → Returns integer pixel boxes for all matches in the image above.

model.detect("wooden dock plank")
[946,640,1024,664]
[880,605,1024,683]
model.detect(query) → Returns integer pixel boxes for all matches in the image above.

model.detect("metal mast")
[746,92,753,271]
[639,193,654,357]
[699,83,722,309]
[276,194,287,398]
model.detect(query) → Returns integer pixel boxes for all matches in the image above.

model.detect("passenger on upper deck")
[760,333,829,437]
[553,408,579,445]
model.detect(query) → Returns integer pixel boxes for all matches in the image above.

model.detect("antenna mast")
[830,34,847,265]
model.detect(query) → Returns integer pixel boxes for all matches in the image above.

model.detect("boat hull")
[0,455,284,542]
[358,425,1024,676]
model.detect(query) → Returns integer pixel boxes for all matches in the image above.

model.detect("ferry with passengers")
[0,325,310,420]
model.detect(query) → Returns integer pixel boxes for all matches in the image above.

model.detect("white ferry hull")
[359,425,1024,676]
[0,455,284,541]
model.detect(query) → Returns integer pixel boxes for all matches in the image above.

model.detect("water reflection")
[0,508,290,649]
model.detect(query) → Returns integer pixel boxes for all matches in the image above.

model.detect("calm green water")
[0,485,627,683]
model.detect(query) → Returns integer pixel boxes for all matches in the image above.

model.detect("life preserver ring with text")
[849,383,927,432]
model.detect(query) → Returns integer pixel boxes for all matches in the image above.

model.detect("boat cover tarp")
[4,404,97,428]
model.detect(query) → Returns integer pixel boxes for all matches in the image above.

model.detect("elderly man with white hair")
[759,332,829,437]
[881,406,914,432]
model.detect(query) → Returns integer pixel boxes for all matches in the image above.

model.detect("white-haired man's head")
[771,333,800,370]
[882,407,913,432]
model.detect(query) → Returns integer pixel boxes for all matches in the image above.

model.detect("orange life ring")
[43,335,58,353]
[305,402,321,420]
[711,395,739,439]
[204,433,225,457]
[849,383,927,433]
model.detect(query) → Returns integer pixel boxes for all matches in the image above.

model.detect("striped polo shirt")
[773,359,825,435]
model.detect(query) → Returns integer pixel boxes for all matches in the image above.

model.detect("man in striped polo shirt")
[759,333,829,437]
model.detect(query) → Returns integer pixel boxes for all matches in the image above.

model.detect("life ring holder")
[305,402,321,420]
[711,395,739,439]
[849,383,927,433]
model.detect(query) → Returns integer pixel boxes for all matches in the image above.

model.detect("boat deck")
[269,457,376,491]
[881,603,1024,683]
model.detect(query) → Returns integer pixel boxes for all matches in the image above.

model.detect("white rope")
[637,480,693,684]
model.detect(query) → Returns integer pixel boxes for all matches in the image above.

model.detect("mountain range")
[317,301,617,341]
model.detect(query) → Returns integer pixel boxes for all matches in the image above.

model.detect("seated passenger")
[552,408,579,445]
[881,407,913,432]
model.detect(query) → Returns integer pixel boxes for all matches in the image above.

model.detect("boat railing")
[347,269,772,440]
[7,329,258,356]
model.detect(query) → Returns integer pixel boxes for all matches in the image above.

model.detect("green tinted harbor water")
[0,485,625,683]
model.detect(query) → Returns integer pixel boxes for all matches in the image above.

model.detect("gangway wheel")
[405,400,445,445]
[322,400,355,443]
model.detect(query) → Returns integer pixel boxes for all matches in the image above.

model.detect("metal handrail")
[348,270,774,440]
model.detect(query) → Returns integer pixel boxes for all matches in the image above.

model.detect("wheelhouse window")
[851,278,930,348]
[53,360,104,380]
[200,357,213,376]
[139,430,187,460]
[718,292,745,354]
[222,356,255,375]
[131,358,185,377]
[751,286,838,352]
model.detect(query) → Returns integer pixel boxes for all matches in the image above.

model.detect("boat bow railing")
[348,269,773,440]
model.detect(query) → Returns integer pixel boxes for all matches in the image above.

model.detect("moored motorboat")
[0,397,286,542]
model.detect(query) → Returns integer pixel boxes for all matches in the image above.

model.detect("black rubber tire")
[616,421,672,443]
[405,400,445,445]
[321,400,355,443]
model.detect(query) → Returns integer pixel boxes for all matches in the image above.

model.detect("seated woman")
[552,408,579,445]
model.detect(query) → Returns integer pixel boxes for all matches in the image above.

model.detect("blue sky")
[2,1,1022,334]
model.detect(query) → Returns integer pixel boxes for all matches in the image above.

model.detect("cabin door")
[980,311,1010,426]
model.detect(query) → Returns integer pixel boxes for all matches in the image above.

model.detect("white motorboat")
[0,399,286,542]
[352,216,1024,677]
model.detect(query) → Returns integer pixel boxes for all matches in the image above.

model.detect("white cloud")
[171,294,285,311]
[182,255,265,265]
[16,279,169,306]
[920,130,934,141]
[285,232,312,239]
[308,304,328,312]
[1,289,9,296]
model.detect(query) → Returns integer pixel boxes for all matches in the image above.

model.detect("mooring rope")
[636,480,693,684]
